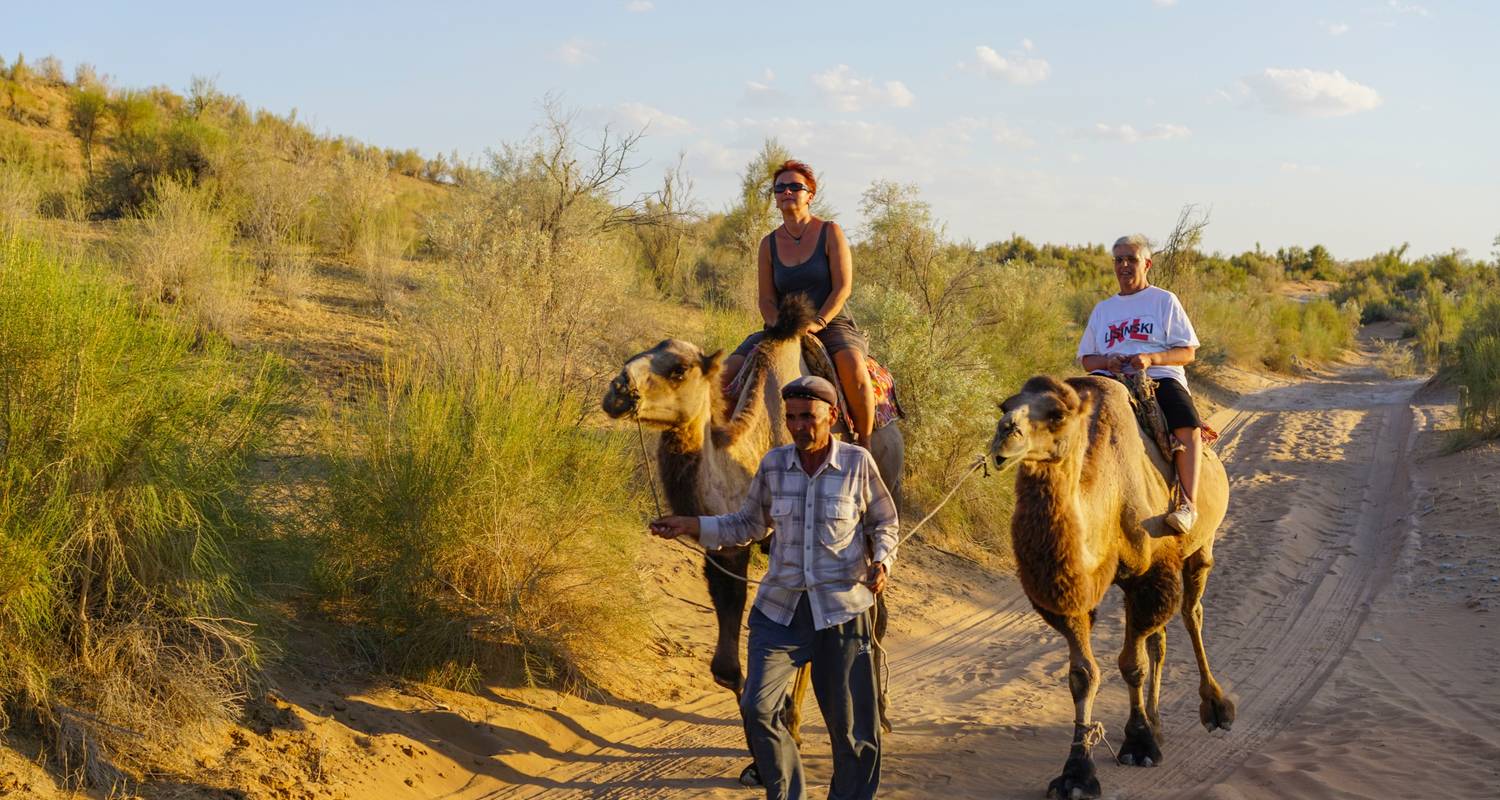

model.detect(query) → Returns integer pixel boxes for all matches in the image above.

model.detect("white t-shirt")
[1077,285,1200,391]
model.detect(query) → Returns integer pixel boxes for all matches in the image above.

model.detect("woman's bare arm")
[816,222,853,330]
[757,235,778,326]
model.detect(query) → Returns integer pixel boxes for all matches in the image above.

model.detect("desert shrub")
[35,56,65,85]
[1259,297,1358,371]
[319,361,646,691]
[386,147,423,177]
[0,235,285,787]
[108,89,158,140]
[93,114,230,215]
[1413,279,1460,365]
[0,162,39,230]
[1453,295,1500,439]
[318,148,402,304]
[123,178,252,337]
[66,87,109,177]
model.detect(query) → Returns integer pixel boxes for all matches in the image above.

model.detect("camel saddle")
[1121,372,1219,501]
[723,352,903,431]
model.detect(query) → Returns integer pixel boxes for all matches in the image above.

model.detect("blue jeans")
[741,595,881,800]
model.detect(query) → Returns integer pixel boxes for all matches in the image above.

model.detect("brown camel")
[990,375,1233,800]
[602,296,903,782]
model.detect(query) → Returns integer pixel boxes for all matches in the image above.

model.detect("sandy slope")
[6,340,1497,799]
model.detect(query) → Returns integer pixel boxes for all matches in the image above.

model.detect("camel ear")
[1056,381,1081,413]
[701,349,725,376]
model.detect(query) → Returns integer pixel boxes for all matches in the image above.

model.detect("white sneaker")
[1165,501,1198,535]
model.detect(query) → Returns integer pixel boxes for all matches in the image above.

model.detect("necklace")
[782,219,812,243]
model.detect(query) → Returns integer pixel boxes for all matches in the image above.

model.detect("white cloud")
[554,39,595,65]
[615,102,692,134]
[965,43,1051,86]
[742,68,788,107]
[1279,162,1324,174]
[1385,1,1429,16]
[1084,122,1192,143]
[1243,68,1382,117]
[1324,21,1350,35]
[812,65,915,112]
[1153,0,1179,6]
[625,0,654,11]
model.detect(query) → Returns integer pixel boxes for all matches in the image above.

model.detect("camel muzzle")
[601,377,638,419]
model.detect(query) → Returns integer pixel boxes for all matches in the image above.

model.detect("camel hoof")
[1046,756,1100,800]
[1200,694,1236,732]
[738,762,761,787]
[1118,720,1162,767]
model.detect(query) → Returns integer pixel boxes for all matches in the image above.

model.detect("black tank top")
[769,222,853,323]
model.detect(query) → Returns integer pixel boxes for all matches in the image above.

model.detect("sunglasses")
[772,182,810,195]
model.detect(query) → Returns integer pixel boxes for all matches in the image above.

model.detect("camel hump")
[765,294,816,342]
[1080,375,1176,480]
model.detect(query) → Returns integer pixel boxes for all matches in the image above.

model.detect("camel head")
[990,375,1085,469]
[603,339,725,430]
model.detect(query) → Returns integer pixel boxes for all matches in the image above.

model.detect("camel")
[601,296,903,780]
[989,374,1233,800]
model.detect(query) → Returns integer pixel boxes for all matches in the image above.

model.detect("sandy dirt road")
[464,350,1500,800]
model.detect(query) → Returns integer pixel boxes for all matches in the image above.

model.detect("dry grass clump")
[319,361,647,692]
[123,178,253,337]
[0,162,39,231]
[0,235,285,788]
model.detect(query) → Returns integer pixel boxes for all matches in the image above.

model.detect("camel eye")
[667,364,689,381]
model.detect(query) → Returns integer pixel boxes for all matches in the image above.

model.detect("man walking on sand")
[650,375,898,800]
[1078,233,1206,534]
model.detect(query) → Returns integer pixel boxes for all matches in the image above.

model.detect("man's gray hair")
[1113,234,1153,261]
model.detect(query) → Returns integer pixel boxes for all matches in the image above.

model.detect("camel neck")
[1012,456,1112,613]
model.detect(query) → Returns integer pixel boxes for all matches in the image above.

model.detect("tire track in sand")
[1111,366,1424,798]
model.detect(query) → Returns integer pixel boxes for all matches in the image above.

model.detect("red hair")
[772,159,817,196]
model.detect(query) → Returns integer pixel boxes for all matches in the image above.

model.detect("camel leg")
[781,664,811,747]
[1146,629,1166,731]
[1036,608,1102,800]
[703,548,763,785]
[1182,551,1235,732]
[1116,568,1180,767]
[704,548,752,693]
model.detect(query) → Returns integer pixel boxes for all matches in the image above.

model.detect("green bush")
[0,235,284,786]
[319,361,647,691]
[93,114,229,215]
[1453,295,1500,438]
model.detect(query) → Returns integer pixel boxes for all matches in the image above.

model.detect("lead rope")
[1077,720,1118,761]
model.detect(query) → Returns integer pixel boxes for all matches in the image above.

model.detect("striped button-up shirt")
[699,439,900,630]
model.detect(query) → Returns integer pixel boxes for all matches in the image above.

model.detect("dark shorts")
[1154,377,1203,431]
[731,315,869,360]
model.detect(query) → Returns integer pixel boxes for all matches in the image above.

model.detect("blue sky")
[7,0,1497,259]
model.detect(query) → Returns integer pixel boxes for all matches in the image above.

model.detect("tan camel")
[990,375,1233,800]
[602,296,902,783]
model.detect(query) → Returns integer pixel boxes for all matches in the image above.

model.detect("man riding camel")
[1077,234,1205,535]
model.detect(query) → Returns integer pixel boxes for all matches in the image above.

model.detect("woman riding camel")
[722,160,877,448]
